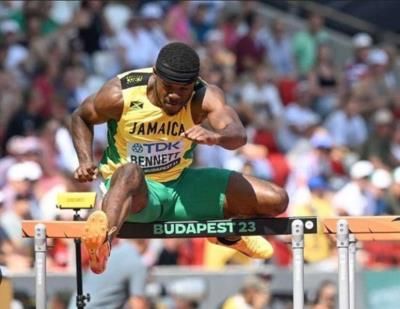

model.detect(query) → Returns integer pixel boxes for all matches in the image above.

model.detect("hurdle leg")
[349,234,356,309]
[337,219,350,309]
[291,220,304,309]
[35,224,47,309]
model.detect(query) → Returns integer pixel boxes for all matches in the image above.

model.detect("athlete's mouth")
[164,101,180,106]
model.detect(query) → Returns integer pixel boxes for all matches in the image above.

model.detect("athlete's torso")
[99,68,206,182]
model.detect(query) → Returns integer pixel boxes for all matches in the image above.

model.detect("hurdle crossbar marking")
[352,233,400,241]
[22,217,318,239]
[322,216,400,234]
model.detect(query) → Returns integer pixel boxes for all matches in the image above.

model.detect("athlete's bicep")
[202,85,243,131]
[75,77,124,124]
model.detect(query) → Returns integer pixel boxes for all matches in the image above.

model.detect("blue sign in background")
[364,270,400,309]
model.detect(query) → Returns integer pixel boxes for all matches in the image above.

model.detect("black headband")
[155,60,199,84]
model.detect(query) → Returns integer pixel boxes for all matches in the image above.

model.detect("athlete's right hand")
[74,162,98,182]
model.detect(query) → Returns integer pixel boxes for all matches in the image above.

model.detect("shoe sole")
[208,236,273,259]
[83,211,108,268]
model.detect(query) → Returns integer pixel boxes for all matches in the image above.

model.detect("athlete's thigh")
[224,172,288,218]
[103,177,165,223]
[166,167,232,220]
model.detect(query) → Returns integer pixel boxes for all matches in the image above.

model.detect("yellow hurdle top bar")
[56,192,96,210]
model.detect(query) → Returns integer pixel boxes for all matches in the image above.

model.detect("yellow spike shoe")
[208,236,274,259]
[82,210,110,274]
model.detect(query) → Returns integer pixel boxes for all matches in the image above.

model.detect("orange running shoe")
[208,236,274,259]
[82,210,110,274]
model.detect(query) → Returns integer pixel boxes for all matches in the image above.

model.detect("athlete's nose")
[167,93,180,100]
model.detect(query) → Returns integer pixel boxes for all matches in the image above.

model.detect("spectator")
[386,167,400,215]
[344,32,372,88]
[332,160,375,216]
[190,3,213,44]
[0,135,43,187]
[292,12,329,77]
[361,108,394,169]
[292,176,335,266]
[203,30,236,71]
[140,2,168,52]
[9,1,60,36]
[0,19,29,74]
[68,239,150,309]
[240,64,284,131]
[58,65,89,113]
[390,123,400,167]
[31,61,59,118]
[3,89,46,147]
[353,48,391,114]
[221,275,272,309]
[311,280,337,309]
[308,44,341,118]
[0,67,23,149]
[277,81,320,152]
[286,130,335,205]
[324,92,368,152]
[0,191,31,271]
[265,18,296,78]
[164,0,193,44]
[234,12,266,75]
[0,219,31,272]
[162,278,207,309]
[2,159,42,205]
[72,0,113,56]
[382,44,400,92]
[370,168,393,215]
[219,12,241,51]
[115,16,159,70]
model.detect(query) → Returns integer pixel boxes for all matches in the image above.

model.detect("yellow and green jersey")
[99,68,205,182]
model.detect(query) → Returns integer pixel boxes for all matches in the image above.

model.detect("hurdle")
[323,216,400,309]
[22,216,317,309]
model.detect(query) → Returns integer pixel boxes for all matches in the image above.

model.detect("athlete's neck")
[146,75,163,108]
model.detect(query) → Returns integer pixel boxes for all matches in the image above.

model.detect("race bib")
[127,141,183,174]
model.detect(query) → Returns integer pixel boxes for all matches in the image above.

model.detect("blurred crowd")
[1,0,400,308]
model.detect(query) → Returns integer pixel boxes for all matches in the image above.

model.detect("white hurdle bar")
[23,217,317,309]
[35,223,47,309]
[323,216,400,309]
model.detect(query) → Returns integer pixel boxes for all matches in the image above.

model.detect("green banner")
[364,270,400,309]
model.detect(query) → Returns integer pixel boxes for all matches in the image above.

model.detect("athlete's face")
[155,76,195,115]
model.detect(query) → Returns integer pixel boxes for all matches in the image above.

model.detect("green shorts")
[102,168,232,222]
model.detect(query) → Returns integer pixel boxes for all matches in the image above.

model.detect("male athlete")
[71,42,288,274]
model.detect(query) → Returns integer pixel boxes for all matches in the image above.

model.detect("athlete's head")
[153,42,200,115]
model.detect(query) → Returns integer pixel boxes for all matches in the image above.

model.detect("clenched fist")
[181,125,220,145]
[74,162,99,182]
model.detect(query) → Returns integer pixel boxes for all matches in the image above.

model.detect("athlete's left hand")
[181,125,220,145]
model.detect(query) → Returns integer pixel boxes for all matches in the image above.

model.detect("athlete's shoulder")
[194,76,207,92]
[118,68,152,90]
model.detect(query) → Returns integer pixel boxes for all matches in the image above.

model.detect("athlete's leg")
[102,162,148,234]
[223,172,288,218]
[83,163,147,273]
[209,171,288,259]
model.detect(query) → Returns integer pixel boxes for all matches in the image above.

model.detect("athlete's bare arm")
[185,85,247,150]
[71,78,124,182]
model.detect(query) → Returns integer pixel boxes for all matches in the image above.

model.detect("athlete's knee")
[274,187,289,214]
[260,185,289,216]
[111,163,147,213]
[113,163,145,189]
